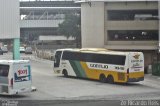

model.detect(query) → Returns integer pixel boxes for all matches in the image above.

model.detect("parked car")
[1,46,8,53]
[25,47,32,54]
[0,48,3,55]
[20,47,25,53]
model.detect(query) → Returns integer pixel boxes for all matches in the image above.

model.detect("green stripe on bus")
[69,60,81,77]
[74,61,86,78]
[69,60,86,78]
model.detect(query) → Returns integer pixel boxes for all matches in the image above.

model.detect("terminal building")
[20,0,80,48]
[77,0,160,69]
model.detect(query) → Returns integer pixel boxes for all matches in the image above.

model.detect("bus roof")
[56,48,130,56]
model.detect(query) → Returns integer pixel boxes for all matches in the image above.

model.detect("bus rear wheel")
[62,69,68,77]
[99,74,107,83]
[107,75,114,84]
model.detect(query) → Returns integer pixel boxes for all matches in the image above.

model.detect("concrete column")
[158,1,160,53]
[81,2,105,48]
[13,38,20,60]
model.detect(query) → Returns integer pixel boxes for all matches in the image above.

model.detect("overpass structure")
[20,0,80,44]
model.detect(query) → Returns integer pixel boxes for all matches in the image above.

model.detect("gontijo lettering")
[90,64,108,69]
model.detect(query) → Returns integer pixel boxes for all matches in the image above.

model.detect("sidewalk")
[142,74,160,90]
[30,55,53,65]
[145,74,160,79]
[144,74,160,83]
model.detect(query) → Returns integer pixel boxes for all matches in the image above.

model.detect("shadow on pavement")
[57,76,146,86]
[0,94,28,99]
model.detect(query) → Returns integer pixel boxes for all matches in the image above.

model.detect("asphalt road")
[0,53,160,106]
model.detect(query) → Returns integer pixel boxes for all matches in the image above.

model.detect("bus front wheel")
[99,74,107,83]
[62,69,68,77]
[107,75,114,84]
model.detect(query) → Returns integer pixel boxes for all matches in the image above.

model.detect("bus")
[0,60,32,95]
[53,48,144,83]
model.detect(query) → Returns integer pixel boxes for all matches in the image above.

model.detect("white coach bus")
[53,48,144,83]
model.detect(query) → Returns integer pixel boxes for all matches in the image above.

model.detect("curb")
[30,56,53,65]
[145,74,160,81]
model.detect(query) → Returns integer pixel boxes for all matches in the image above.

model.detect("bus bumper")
[127,77,144,82]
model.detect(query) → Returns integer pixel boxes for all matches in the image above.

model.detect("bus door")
[54,51,62,67]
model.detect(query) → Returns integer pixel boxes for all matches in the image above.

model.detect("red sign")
[18,70,28,75]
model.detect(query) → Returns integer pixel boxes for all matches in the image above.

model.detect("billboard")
[0,0,20,39]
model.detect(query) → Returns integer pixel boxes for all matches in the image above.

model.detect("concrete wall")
[81,2,105,48]
[105,44,158,50]
[105,2,157,10]
[0,0,19,39]
[106,41,158,50]
[106,21,158,30]
[39,36,75,41]
[158,1,160,51]
[20,20,63,28]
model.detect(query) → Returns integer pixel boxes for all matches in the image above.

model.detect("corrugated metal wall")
[0,0,19,39]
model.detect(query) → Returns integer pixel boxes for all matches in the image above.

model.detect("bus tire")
[99,74,107,83]
[62,69,68,77]
[107,75,114,84]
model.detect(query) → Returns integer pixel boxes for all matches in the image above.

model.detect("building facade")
[20,0,80,47]
[80,0,159,68]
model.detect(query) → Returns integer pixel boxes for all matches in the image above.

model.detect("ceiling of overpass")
[20,1,80,7]
[20,1,80,15]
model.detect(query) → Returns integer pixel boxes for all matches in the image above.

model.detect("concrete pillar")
[13,38,20,60]
[81,2,105,48]
[158,1,160,53]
